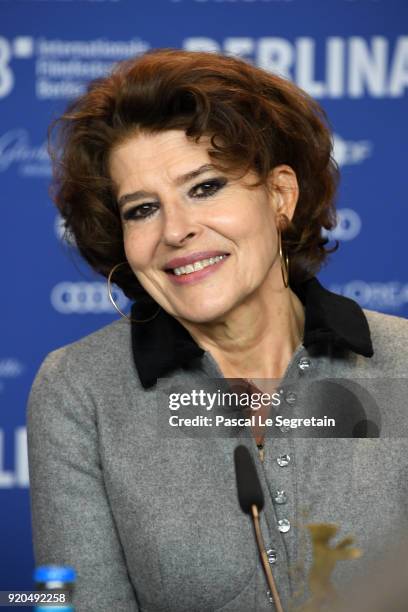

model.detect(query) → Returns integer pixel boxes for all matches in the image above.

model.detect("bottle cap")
[34,566,76,583]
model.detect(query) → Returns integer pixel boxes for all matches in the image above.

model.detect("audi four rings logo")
[51,282,129,314]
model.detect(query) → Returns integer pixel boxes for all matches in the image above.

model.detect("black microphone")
[234,445,284,612]
[234,445,264,514]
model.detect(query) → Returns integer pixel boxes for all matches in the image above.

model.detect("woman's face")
[109,129,297,324]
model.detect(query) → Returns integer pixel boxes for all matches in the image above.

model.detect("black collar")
[131,277,373,389]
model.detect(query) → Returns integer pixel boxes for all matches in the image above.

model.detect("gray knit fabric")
[27,309,408,611]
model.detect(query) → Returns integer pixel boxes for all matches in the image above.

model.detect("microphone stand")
[251,504,284,612]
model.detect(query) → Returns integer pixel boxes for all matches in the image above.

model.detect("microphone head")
[234,445,264,514]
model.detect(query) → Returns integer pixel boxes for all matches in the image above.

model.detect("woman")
[27,49,408,612]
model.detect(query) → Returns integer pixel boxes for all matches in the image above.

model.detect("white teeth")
[172,255,228,276]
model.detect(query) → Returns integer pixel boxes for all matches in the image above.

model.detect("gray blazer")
[27,308,408,612]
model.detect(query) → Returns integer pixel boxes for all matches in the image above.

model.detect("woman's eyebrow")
[174,163,216,186]
[117,163,215,209]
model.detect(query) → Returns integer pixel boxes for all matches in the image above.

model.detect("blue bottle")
[34,566,76,611]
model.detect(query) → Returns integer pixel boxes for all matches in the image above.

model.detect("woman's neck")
[178,284,305,381]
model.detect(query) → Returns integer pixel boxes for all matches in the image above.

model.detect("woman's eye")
[190,178,227,198]
[122,203,158,222]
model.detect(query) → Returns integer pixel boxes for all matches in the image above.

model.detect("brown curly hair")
[49,48,339,300]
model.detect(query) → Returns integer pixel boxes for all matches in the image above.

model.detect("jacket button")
[277,454,291,467]
[266,548,277,565]
[285,391,297,405]
[298,356,311,371]
[278,518,291,533]
[273,490,287,505]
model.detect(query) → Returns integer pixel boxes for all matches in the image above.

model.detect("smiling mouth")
[166,254,230,276]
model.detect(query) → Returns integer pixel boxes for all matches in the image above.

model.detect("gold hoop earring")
[107,262,161,323]
[278,228,289,288]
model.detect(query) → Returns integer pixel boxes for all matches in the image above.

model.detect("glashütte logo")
[0,129,50,176]
[51,281,129,314]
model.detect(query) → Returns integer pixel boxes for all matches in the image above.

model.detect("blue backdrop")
[1,0,407,599]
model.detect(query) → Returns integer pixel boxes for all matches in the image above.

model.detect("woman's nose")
[161,202,199,246]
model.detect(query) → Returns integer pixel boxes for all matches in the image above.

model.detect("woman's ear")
[267,165,299,223]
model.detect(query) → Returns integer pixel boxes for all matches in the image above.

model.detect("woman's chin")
[173,303,233,325]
